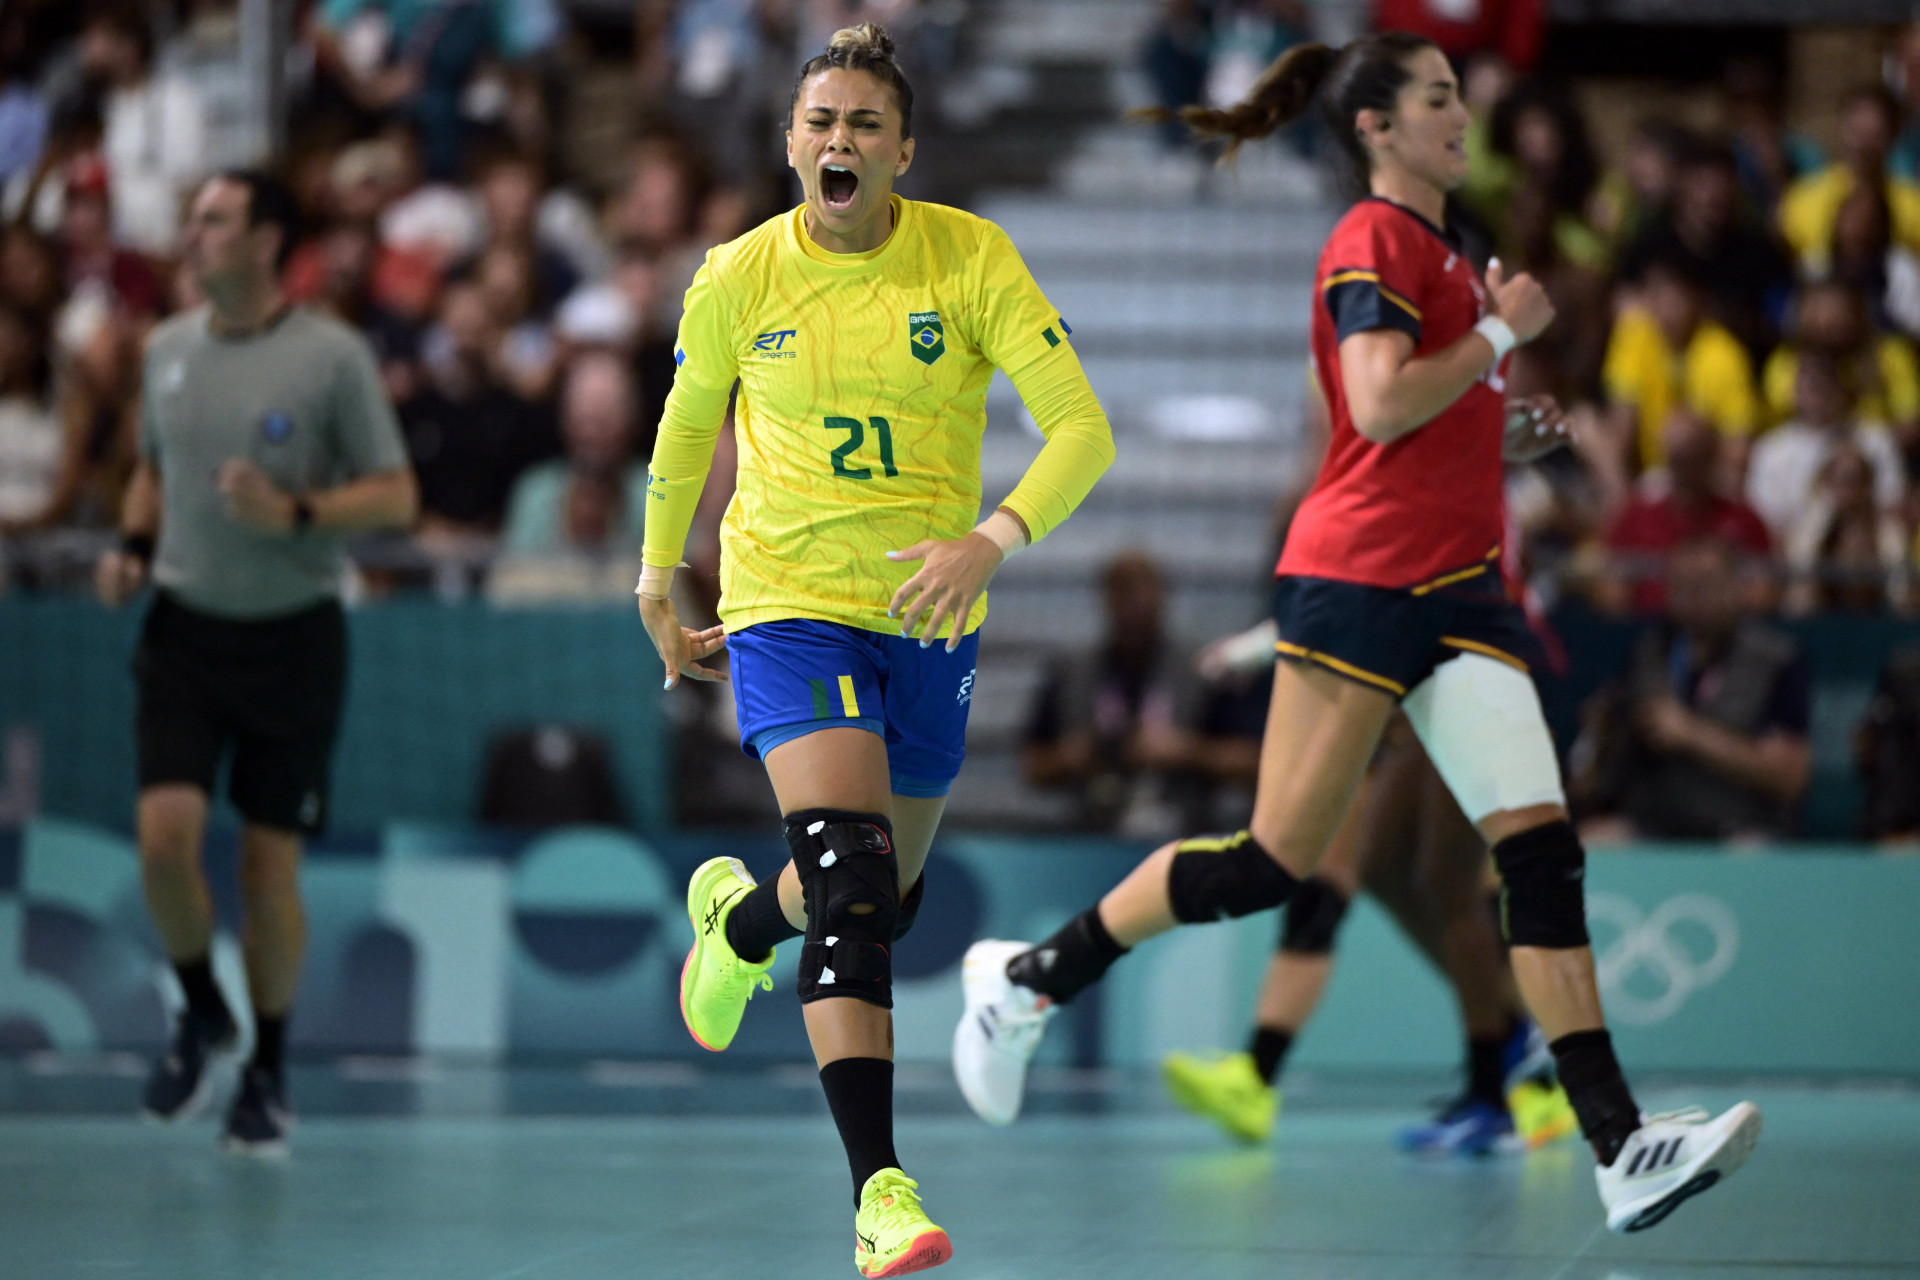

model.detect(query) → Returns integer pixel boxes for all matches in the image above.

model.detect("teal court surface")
[1,1062,1915,1280]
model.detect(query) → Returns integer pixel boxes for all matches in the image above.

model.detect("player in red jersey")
[952,33,1761,1235]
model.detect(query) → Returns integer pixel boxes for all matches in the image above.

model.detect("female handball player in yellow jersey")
[636,25,1114,1278]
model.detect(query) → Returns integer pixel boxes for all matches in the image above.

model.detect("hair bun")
[826,22,895,63]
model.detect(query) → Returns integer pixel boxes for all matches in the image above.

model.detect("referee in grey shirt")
[96,172,417,1154]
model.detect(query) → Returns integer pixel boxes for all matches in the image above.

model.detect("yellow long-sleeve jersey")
[643,196,1115,637]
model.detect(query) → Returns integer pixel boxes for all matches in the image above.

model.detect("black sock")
[1550,1029,1641,1166]
[174,956,228,1022]
[725,880,801,963]
[819,1057,900,1206]
[1248,1027,1293,1084]
[252,1014,287,1080]
[1466,1027,1510,1107]
[1006,907,1127,1005]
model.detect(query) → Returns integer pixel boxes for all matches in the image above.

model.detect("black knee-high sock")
[1248,1027,1293,1084]
[1006,908,1127,1005]
[252,1013,287,1079]
[1466,1026,1511,1107]
[1551,1029,1641,1166]
[725,880,801,963]
[174,956,229,1022]
[820,1057,900,1206]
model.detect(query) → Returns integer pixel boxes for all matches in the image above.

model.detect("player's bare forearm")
[120,460,161,536]
[309,468,419,532]
[1341,329,1500,444]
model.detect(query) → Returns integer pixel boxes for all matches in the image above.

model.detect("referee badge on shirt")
[908,311,945,365]
[260,411,293,444]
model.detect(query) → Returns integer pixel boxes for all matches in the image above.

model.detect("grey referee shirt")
[140,306,408,620]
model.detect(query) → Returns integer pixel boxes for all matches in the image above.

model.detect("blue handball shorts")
[727,619,981,798]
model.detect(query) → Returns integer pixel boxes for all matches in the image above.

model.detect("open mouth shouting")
[821,163,860,212]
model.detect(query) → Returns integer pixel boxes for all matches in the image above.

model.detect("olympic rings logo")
[1587,893,1739,1027]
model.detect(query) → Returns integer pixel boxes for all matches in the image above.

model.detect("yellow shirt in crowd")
[1761,336,1920,426]
[1603,308,1761,468]
[644,196,1113,636]
[1778,165,1920,272]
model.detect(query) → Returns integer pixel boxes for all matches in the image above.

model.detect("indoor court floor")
[0,1062,1914,1280]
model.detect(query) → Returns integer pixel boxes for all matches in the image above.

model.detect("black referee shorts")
[134,591,347,834]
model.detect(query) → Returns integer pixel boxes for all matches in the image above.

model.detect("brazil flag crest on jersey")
[909,311,945,365]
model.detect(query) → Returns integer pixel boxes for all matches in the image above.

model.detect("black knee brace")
[1490,819,1588,949]
[784,809,899,1008]
[1167,830,1299,924]
[892,873,925,943]
[1279,875,1349,955]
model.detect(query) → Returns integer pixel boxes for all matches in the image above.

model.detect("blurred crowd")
[0,0,955,605]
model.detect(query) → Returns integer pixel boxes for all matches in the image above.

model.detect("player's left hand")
[218,460,295,533]
[886,533,1003,652]
[1503,394,1572,463]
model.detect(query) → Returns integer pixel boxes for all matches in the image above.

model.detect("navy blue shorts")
[1272,572,1538,701]
[727,619,980,798]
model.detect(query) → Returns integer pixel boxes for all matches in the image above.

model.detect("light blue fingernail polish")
[919,640,929,649]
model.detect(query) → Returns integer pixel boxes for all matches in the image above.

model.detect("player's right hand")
[636,594,727,690]
[94,549,147,608]
[1485,259,1555,344]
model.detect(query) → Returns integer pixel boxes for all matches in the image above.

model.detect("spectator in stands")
[1619,137,1794,358]
[37,302,142,531]
[284,138,443,323]
[1023,552,1261,836]
[500,350,645,555]
[473,243,556,399]
[1597,409,1771,616]
[0,225,64,330]
[1782,443,1911,616]
[467,150,579,311]
[1574,535,1812,842]
[400,277,556,537]
[1590,118,1685,250]
[0,30,50,197]
[0,303,60,530]
[55,154,165,325]
[1601,250,1760,475]
[1479,80,1608,276]
[1761,279,1918,430]
[308,0,532,181]
[1779,85,1920,278]
[1723,54,1822,220]
[75,1,209,259]
[1824,172,1920,340]
[1142,0,1213,149]
[305,218,423,403]
[1749,350,1907,545]
[634,0,765,189]
[593,137,707,432]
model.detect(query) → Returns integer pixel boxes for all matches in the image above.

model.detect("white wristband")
[1473,315,1517,364]
[635,562,682,600]
[972,510,1028,562]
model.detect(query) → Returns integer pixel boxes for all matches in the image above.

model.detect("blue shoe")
[1396,1096,1519,1156]
[1501,1017,1554,1092]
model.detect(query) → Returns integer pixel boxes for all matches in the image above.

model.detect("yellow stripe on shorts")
[837,675,860,718]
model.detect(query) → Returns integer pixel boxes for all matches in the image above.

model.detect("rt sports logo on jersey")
[908,311,945,365]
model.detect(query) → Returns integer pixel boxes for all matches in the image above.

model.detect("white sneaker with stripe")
[1596,1102,1763,1233]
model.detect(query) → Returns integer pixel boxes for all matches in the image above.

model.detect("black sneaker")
[221,1064,291,1157]
[142,1007,238,1121]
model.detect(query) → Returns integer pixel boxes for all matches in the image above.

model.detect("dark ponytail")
[1141,32,1439,189]
[789,23,915,139]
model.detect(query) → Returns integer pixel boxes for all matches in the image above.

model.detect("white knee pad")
[1402,652,1566,824]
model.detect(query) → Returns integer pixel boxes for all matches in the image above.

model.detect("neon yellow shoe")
[1162,1050,1279,1143]
[1509,1078,1580,1148]
[854,1169,952,1278]
[679,857,774,1052]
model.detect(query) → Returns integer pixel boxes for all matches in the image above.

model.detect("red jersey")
[1279,198,1508,593]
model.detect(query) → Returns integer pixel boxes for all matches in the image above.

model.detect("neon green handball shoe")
[679,857,774,1052]
[854,1169,952,1278]
[1509,1078,1580,1148]
[1163,1050,1280,1143]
